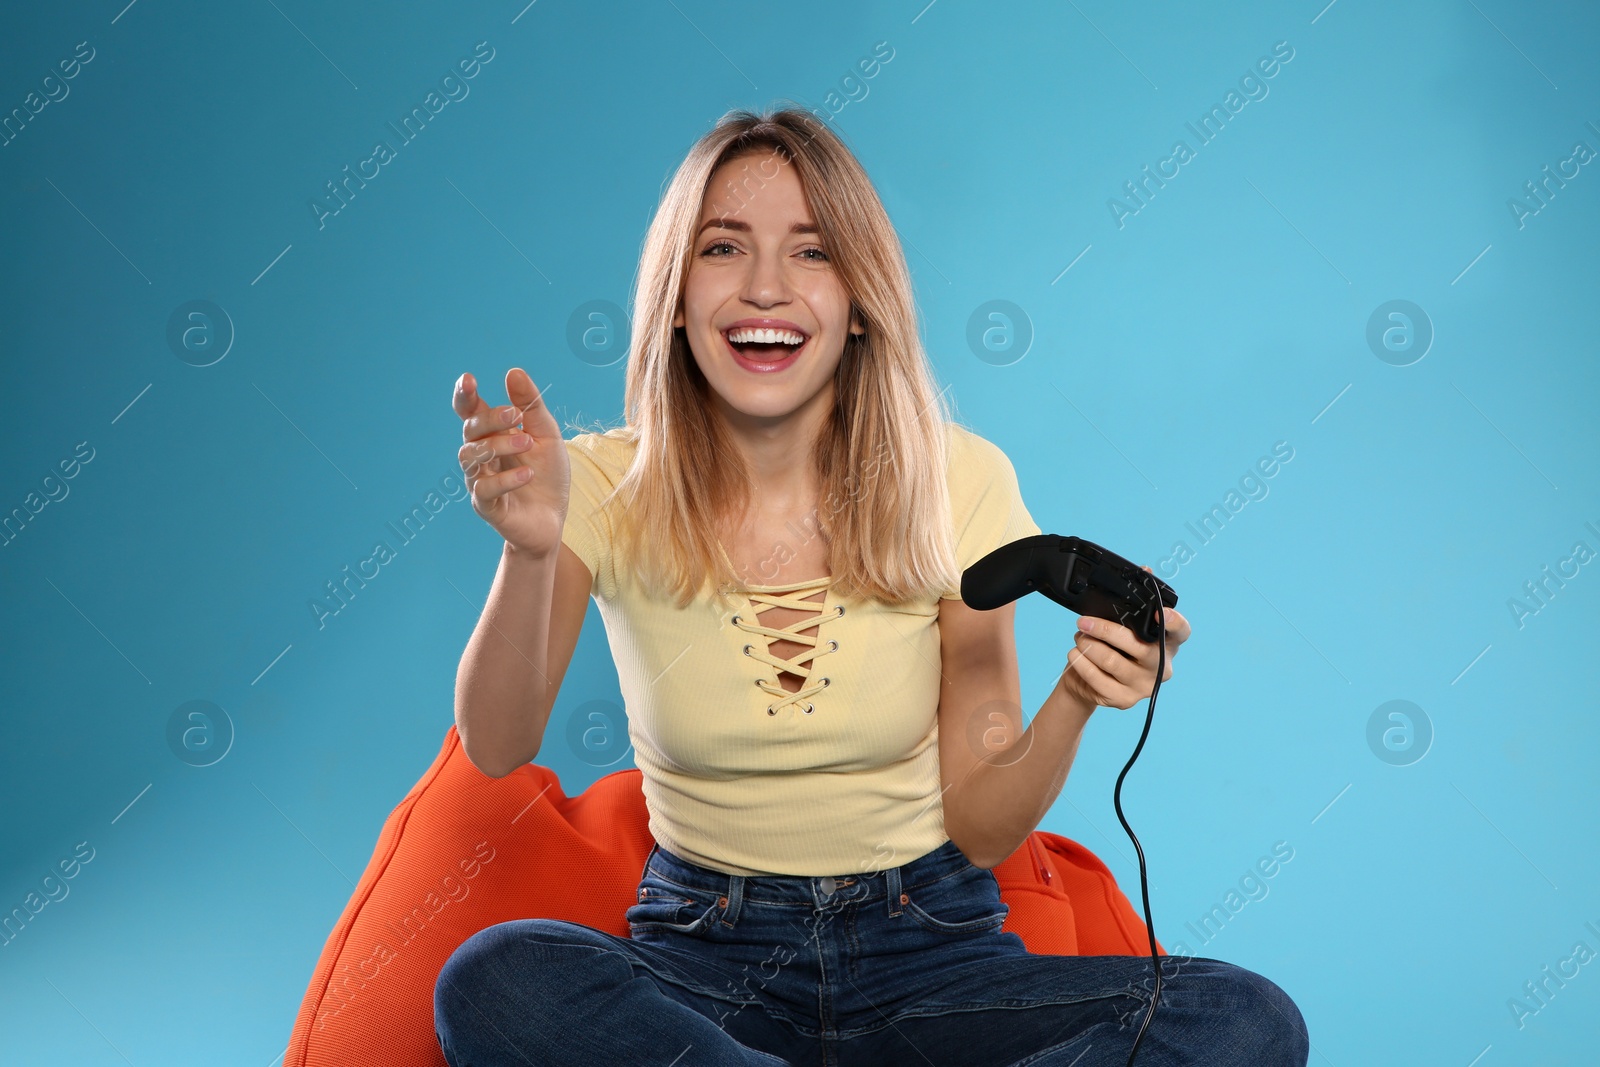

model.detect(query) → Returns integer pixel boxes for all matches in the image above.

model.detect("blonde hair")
[591,104,967,610]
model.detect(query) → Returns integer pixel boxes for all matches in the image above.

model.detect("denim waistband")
[643,837,976,921]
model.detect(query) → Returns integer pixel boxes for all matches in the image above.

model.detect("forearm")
[946,677,1097,869]
[454,542,558,777]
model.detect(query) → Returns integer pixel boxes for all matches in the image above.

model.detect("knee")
[434,921,513,1036]
[1201,962,1309,1065]
[436,922,497,995]
[434,919,602,1036]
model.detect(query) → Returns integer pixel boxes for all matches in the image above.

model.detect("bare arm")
[454,541,592,778]
[450,367,591,778]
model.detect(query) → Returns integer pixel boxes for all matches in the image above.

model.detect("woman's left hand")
[1059,565,1191,711]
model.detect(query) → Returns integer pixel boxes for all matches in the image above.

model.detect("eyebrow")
[697,217,819,237]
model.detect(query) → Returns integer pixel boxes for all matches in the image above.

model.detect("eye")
[799,247,830,261]
[700,240,737,257]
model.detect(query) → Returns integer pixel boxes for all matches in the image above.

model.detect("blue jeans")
[434,838,1309,1066]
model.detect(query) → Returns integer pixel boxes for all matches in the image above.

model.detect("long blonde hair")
[590,104,966,610]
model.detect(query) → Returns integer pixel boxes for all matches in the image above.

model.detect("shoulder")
[565,426,637,483]
[943,422,1021,487]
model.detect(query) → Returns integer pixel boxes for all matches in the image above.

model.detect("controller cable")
[1113,576,1167,1066]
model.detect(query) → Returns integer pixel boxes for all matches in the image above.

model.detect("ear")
[672,302,685,329]
[848,305,866,337]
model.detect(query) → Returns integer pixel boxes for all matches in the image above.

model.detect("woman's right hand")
[455,367,570,557]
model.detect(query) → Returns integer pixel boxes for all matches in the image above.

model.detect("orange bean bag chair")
[286,725,1162,1066]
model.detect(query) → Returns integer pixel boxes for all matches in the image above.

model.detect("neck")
[710,382,833,513]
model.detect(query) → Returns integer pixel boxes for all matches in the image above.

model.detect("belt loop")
[886,861,903,917]
[720,872,745,927]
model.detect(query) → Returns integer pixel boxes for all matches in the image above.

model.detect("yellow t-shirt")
[559,422,1040,877]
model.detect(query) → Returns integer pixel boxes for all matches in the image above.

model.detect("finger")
[1078,616,1146,660]
[1137,564,1189,647]
[453,371,488,421]
[1075,632,1144,688]
[1066,646,1138,709]
[1155,606,1192,647]
[459,432,530,482]
[463,399,528,443]
[505,367,557,434]
[457,373,521,447]
[470,462,534,504]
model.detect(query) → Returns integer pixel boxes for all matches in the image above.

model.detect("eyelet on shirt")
[821,677,830,687]
[766,706,776,716]
[826,640,838,652]
[743,644,753,656]
[803,703,815,714]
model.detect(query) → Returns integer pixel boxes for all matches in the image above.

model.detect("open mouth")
[722,326,809,365]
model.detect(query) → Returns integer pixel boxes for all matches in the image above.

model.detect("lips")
[722,329,806,369]
[720,319,810,367]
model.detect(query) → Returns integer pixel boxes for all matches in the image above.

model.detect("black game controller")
[961,533,1180,1066]
[960,534,1178,643]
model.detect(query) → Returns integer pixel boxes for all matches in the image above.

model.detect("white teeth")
[726,327,806,346]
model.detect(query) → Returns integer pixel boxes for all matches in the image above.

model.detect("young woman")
[435,106,1309,1066]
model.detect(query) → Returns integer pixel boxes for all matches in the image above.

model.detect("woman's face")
[674,147,863,428]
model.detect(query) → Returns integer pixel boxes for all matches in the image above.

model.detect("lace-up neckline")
[717,544,843,718]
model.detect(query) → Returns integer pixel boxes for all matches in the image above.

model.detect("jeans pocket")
[901,864,1009,936]
[626,873,724,937]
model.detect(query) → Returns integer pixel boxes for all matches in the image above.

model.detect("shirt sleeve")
[561,434,618,600]
[940,428,1042,600]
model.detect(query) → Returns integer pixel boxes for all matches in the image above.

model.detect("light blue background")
[2,0,1597,1063]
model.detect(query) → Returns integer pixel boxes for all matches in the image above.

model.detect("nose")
[740,245,793,308]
